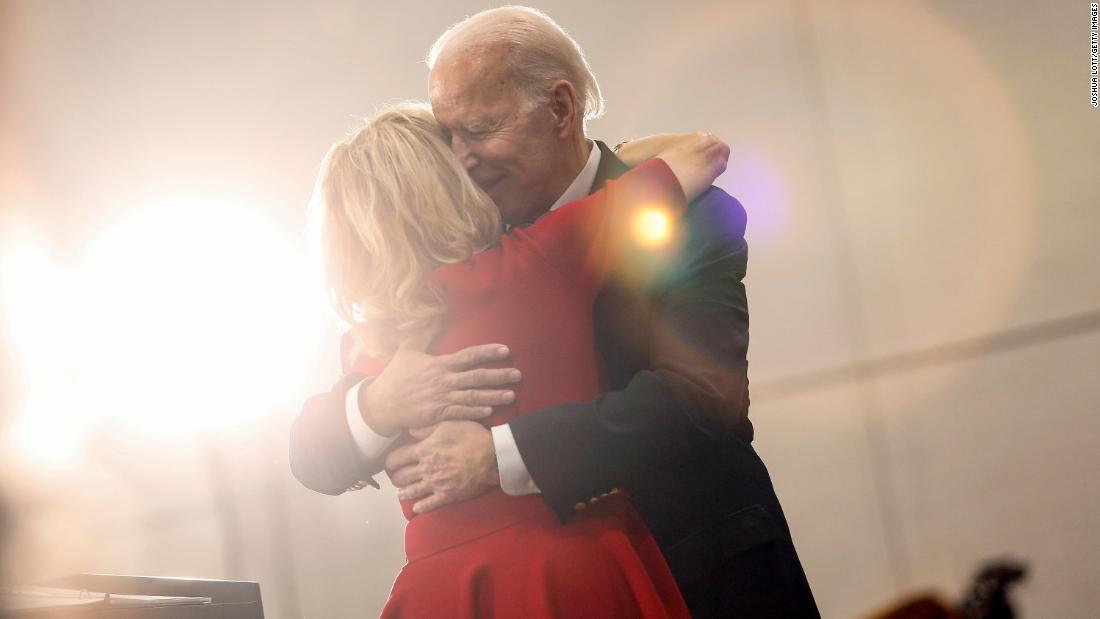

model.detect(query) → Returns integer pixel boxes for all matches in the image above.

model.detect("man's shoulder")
[592,142,747,245]
[685,185,747,245]
[649,186,748,291]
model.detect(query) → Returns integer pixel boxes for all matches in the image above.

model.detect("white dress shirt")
[345,141,603,495]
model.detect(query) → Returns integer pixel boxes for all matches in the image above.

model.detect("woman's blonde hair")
[311,102,502,358]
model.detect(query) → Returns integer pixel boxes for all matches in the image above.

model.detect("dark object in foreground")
[956,560,1028,619]
[865,558,1029,619]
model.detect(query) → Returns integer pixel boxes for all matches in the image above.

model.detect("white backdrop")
[1,1,1097,617]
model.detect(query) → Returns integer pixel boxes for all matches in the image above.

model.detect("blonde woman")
[313,102,727,618]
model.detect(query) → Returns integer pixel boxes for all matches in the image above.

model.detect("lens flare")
[633,205,675,249]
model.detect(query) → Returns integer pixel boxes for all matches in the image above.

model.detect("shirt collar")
[548,140,602,214]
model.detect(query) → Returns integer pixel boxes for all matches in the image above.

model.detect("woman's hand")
[615,132,730,201]
[652,132,730,202]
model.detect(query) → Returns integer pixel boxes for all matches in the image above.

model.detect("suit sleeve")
[288,333,388,495]
[508,186,752,521]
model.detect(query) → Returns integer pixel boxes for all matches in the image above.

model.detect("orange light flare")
[632,204,676,250]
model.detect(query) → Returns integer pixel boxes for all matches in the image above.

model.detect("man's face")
[429,49,566,226]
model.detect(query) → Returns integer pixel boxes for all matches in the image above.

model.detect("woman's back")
[393,192,612,554]
[429,223,605,426]
[353,160,692,618]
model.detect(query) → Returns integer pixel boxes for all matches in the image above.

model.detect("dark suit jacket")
[289,142,819,617]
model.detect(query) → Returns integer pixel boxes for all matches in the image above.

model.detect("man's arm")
[392,186,750,515]
[288,343,521,496]
[289,372,382,495]
[509,186,751,521]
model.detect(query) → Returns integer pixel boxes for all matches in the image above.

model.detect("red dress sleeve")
[521,158,688,299]
[339,330,389,375]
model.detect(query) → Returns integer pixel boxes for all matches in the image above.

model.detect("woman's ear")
[547,80,580,138]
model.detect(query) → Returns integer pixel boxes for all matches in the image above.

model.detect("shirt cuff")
[345,378,398,462]
[491,424,541,496]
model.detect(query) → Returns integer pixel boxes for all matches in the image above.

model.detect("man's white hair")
[426,6,605,125]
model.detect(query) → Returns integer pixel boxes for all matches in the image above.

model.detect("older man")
[291,7,818,617]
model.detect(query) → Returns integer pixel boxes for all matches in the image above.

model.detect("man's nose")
[451,134,477,170]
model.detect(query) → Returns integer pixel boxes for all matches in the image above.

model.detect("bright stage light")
[633,205,674,249]
[7,405,81,466]
[70,190,323,440]
[0,225,84,466]
[1,191,326,460]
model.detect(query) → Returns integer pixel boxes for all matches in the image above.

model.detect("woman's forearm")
[649,133,730,202]
[615,133,699,167]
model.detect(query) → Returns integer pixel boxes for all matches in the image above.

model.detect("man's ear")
[547,80,580,138]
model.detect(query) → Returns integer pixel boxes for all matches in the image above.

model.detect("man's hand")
[386,420,500,514]
[362,342,521,436]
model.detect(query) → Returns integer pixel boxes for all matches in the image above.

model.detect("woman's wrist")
[615,132,709,167]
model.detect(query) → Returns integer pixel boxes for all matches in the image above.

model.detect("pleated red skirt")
[380,491,689,618]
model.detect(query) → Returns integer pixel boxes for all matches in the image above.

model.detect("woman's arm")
[524,133,727,301]
[617,132,730,202]
[614,133,694,165]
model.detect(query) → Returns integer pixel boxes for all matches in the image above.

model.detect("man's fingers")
[384,443,419,472]
[448,368,522,389]
[445,389,515,407]
[412,493,449,515]
[397,482,432,502]
[438,405,493,422]
[388,465,421,489]
[408,424,440,440]
[441,343,511,370]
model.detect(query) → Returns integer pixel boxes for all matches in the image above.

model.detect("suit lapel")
[590,140,630,194]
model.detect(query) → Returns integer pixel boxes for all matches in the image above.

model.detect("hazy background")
[1,1,1097,617]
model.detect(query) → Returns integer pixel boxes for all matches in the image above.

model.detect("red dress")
[351,160,690,618]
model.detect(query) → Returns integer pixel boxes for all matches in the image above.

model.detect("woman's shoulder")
[431,232,551,291]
